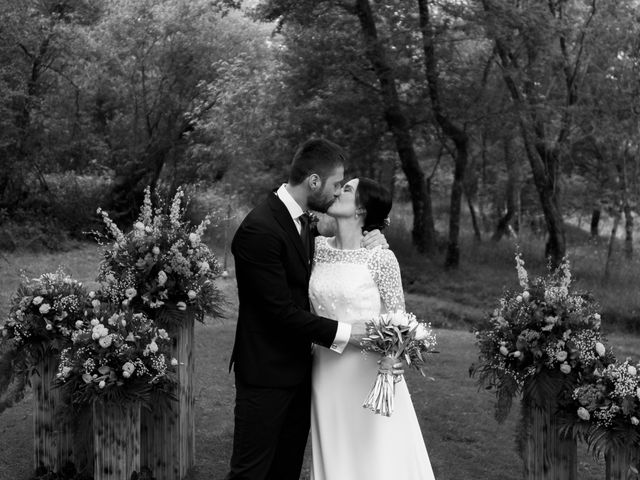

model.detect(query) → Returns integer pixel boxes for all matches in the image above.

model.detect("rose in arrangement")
[95,186,224,327]
[360,311,437,416]
[56,307,176,405]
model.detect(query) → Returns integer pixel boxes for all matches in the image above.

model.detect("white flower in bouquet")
[157,270,168,286]
[171,358,179,366]
[107,313,119,326]
[560,363,572,374]
[157,329,169,340]
[522,291,530,301]
[386,310,411,327]
[82,373,93,384]
[125,288,137,299]
[91,299,101,309]
[577,407,590,421]
[414,323,430,341]
[499,346,509,356]
[90,318,99,326]
[595,342,606,357]
[45,323,53,331]
[98,380,106,389]
[134,221,145,231]
[632,417,640,426]
[187,290,197,300]
[628,365,637,376]
[513,351,522,358]
[556,351,568,362]
[39,303,51,314]
[147,341,159,354]
[198,261,210,274]
[177,301,187,311]
[189,232,199,245]
[89,291,95,299]
[122,361,135,377]
[98,335,112,348]
[152,246,160,255]
[32,296,43,305]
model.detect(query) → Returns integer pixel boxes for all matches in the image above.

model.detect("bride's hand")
[378,356,405,380]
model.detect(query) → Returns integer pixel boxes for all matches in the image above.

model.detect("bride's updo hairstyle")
[355,178,392,232]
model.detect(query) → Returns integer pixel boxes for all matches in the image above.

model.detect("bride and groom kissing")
[225,139,436,480]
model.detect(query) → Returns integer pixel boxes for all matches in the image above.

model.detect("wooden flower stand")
[605,447,638,480]
[93,401,141,480]
[521,404,577,480]
[32,356,75,473]
[141,314,195,479]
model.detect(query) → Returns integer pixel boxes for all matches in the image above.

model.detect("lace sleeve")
[368,248,405,312]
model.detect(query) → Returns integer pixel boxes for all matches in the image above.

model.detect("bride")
[309,177,436,479]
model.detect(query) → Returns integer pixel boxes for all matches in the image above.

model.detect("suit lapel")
[268,193,311,273]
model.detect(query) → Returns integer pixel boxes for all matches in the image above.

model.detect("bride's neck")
[333,218,363,250]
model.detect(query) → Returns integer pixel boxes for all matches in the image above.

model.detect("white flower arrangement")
[95,186,224,326]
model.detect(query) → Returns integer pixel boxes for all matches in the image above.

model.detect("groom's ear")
[308,173,321,191]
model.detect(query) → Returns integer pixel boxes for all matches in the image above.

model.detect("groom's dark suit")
[227,191,341,480]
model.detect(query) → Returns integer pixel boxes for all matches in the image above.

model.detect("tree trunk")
[590,208,601,237]
[603,208,621,281]
[493,138,518,241]
[417,0,469,267]
[467,194,481,242]
[354,0,435,254]
[623,203,633,259]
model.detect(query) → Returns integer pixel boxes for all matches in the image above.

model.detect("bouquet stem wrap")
[362,355,401,417]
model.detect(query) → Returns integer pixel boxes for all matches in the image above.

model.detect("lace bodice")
[309,236,405,324]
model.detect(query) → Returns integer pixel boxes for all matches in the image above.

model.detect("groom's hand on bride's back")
[361,229,388,249]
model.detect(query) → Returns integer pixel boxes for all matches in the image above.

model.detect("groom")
[226,139,386,480]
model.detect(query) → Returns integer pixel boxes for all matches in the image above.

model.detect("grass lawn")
[0,243,638,479]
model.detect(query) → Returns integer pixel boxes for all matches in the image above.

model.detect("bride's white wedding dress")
[309,236,435,480]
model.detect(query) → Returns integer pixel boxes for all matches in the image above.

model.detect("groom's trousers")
[225,374,312,480]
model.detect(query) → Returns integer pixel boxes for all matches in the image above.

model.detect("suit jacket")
[230,192,339,387]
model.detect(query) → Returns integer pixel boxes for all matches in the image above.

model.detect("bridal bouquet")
[2,270,89,356]
[360,311,436,416]
[56,307,177,406]
[471,253,609,421]
[95,186,224,326]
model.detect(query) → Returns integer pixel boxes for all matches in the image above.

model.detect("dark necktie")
[299,212,311,259]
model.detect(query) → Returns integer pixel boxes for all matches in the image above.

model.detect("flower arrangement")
[470,253,608,421]
[360,311,437,416]
[2,270,89,355]
[95,186,224,327]
[56,307,177,406]
[566,358,640,455]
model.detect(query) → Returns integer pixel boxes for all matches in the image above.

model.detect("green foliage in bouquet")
[0,270,89,414]
[95,186,225,328]
[56,306,177,407]
[470,253,610,423]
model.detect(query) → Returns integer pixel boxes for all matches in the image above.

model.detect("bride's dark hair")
[355,178,392,232]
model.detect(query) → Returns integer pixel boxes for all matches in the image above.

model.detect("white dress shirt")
[276,184,351,354]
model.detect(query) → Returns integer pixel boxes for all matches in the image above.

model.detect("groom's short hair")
[288,139,346,186]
